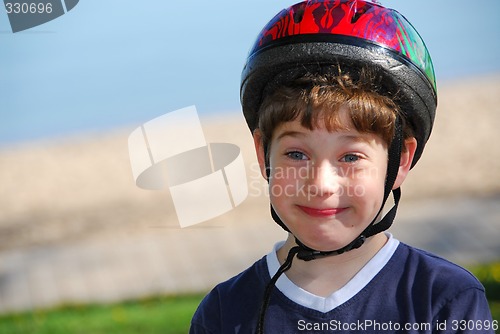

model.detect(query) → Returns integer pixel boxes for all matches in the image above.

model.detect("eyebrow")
[337,134,374,144]
[275,130,374,144]
[275,130,306,141]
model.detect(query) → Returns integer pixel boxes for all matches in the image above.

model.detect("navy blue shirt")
[190,243,494,333]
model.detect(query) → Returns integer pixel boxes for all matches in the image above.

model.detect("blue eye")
[341,154,360,163]
[286,151,308,160]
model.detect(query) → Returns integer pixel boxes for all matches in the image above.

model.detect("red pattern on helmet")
[254,0,402,54]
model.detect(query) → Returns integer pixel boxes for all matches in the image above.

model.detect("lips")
[297,205,347,218]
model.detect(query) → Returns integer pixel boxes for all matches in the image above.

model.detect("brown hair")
[257,67,413,153]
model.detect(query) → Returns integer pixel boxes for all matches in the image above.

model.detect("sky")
[1,0,499,146]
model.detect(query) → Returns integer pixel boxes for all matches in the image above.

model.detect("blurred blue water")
[1,0,499,146]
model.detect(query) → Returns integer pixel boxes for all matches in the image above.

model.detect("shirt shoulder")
[396,243,484,293]
[190,256,269,334]
[386,243,492,324]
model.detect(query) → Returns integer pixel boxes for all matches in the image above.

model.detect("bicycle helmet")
[241,0,437,166]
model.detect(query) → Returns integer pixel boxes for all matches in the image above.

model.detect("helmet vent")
[351,6,368,24]
[293,3,306,24]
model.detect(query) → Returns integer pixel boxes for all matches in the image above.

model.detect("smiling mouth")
[297,205,347,218]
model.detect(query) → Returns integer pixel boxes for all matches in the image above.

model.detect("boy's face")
[255,108,392,252]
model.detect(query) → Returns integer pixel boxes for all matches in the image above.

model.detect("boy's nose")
[306,160,340,196]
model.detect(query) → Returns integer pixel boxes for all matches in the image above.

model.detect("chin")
[296,230,352,252]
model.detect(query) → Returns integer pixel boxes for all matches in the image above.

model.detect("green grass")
[0,294,205,334]
[469,262,500,321]
[489,302,500,322]
[0,262,498,333]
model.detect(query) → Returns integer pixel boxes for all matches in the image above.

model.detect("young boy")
[190,1,494,333]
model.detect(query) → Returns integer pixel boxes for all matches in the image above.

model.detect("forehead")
[274,105,353,136]
[273,117,383,146]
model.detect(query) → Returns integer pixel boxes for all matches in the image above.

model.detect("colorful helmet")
[240,0,437,166]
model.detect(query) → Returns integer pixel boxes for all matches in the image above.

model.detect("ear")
[392,137,417,189]
[253,130,268,180]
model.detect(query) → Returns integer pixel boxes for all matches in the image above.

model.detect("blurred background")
[0,0,499,332]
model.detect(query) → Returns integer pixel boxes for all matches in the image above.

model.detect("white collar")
[266,233,400,313]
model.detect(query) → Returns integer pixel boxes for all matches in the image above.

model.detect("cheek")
[268,170,299,201]
[347,168,386,202]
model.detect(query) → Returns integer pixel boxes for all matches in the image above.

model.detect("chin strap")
[257,191,401,334]
[256,117,403,334]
